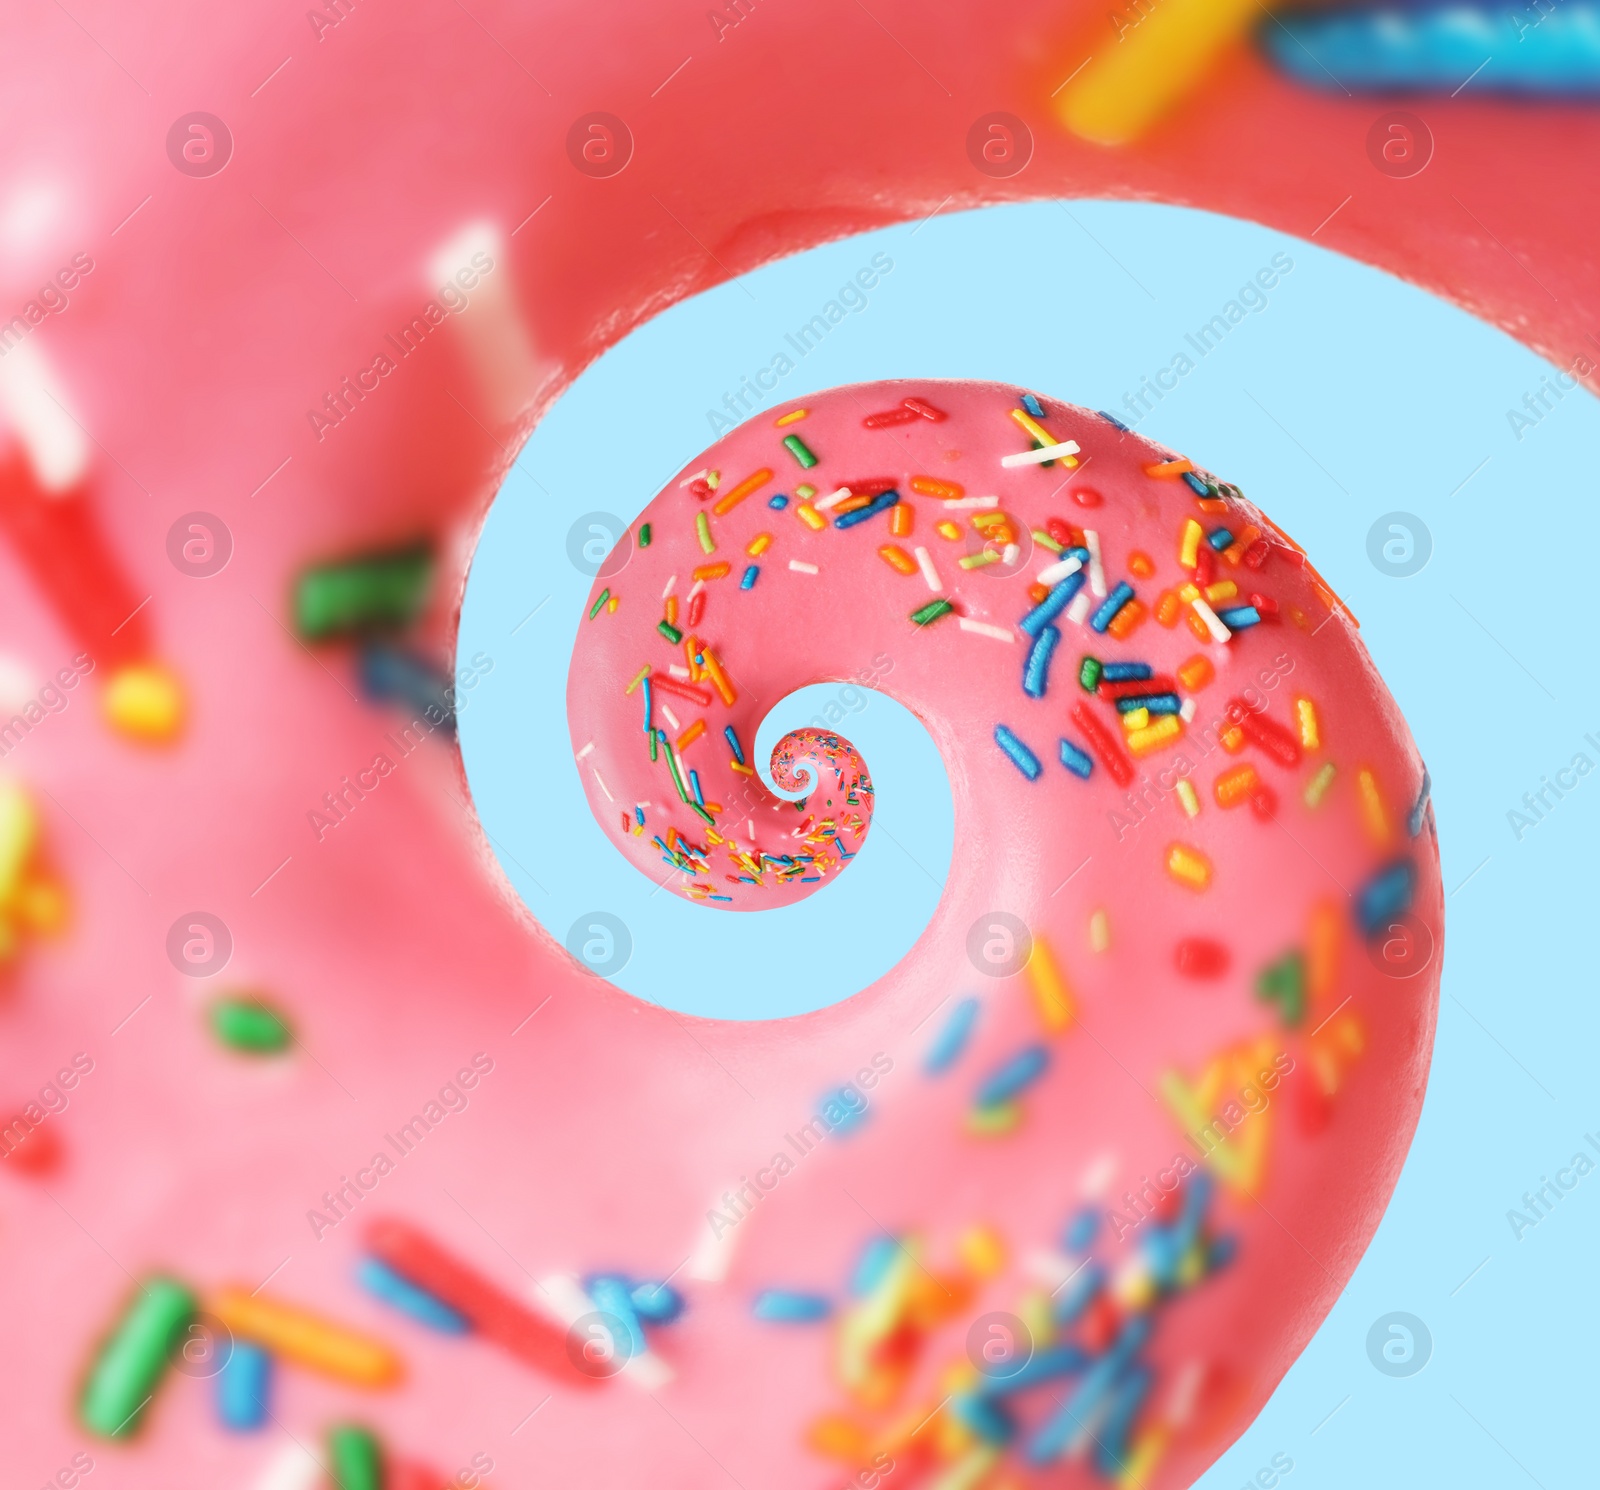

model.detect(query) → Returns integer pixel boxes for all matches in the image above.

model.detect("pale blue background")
[460,201,1600,1488]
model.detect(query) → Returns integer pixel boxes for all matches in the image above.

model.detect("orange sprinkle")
[1127,550,1155,578]
[1154,589,1181,627]
[1196,497,1229,514]
[693,562,730,582]
[747,532,772,557]
[1220,724,1246,753]
[1308,900,1342,1003]
[1295,697,1320,750]
[1165,843,1212,890]
[1177,654,1214,691]
[1213,763,1259,808]
[911,475,963,499]
[677,720,706,750]
[775,408,808,426]
[1106,598,1147,639]
[665,596,678,626]
[1146,457,1194,477]
[1027,935,1075,1032]
[1183,606,1212,643]
[1357,767,1391,844]
[889,502,913,538]
[712,467,773,516]
[1027,582,1049,604]
[702,648,736,706]
[877,544,917,575]
[796,503,825,532]
[834,493,872,515]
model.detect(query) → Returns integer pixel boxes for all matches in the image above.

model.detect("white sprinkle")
[668,664,691,680]
[592,768,615,802]
[813,486,853,512]
[253,1442,324,1490]
[687,578,706,601]
[576,741,595,760]
[661,573,677,600]
[685,1193,742,1281]
[660,703,681,731]
[1064,590,1092,626]
[531,1274,674,1390]
[958,618,1015,642]
[1180,697,1197,723]
[1080,1151,1118,1197]
[1084,530,1106,597]
[1000,439,1081,468]
[788,559,819,574]
[1001,543,1020,566]
[679,468,714,487]
[1037,555,1084,586]
[1191,597,1232,644]
[1023,1248,1081,1289]
[913,545,942,592]
[943,495,1000,509]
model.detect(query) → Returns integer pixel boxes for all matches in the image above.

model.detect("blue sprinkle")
[1052,1259,1105,1326]
[974,1043,1050,1108]
[587,1274,648,1359]
[1208,1234,1239,1271]
[1216,605,1261,628]
[355,1256,470,1334]
[994,724,1042,780]
[924,995,981,1075]
[1407,767,1432,837]
[1026,1317,1152,1465]
[1101,662,1152,682]
[741,564,759,589]
[215,1340,272,1431]
[951,1391,1018,1444]
[1097,409,1130,432]
[1090,581,1135,634]
[818,1085,870,1134]
[1023,624,1061,699]
[1019,571,1086,637]
[634,805,645,826]
[981,1342,1091,1399]
[630,1280,685,1324]
[1058,737,1093,779]
[768,493,789,509]
[1181,469,1211,497]
[1063,1206,1100,1253]
[1356,857,1416,937]
[753,1289,832,1322]
[642,677,652,734]
[1116,692,1181,714]
[690,768,704,806]
[1207,527,1235,551]
[1092,1363,1154,1477]
[834,489,899,529]
[724,724,745,765]
[1021,392,1046,419]
[850,1235,901,1297]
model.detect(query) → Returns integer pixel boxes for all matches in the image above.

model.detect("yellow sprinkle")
[971,511,1008,529]
[796,503,825,532]
[606,595,618,613]
[1357,767,1392,844]
[1026,935,1074,1032]
[1126,715,1183,756]
[1166,842,1212,890]
[1121,706,1151,731]
[624,666,650,694]
[1089,908,1110,953]
[747,532,772,556]
[1118,1426,1170,1489]
[104,662,184,743]
[1295,696,1321,750]
[695,510,715,553]
[957,1226,1007,1279]
[1203,579,1238,604]
[1179,518,1204,568]
[774,408,808,426]
[0,782,40,905]
[1175,778,1200,819]
[1304,761,1337,808]
[966,1101,1022,1137]
[795,483,816,500]
[1009,406,1056,448]
[17,876,67,933]
[936,520,963,541]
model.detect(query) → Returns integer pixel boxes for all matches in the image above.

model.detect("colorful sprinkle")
[994,724,1042,780]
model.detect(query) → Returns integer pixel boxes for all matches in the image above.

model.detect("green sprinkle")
[209,996,292,1054]
[663,739,690,802]
[639,522,652,548]
[782,434,818,469]
[958,551,1000,570]
[695,511,715,555]
[80,1276,197,1438]
[1304,761,1337,808]
[649,727,659,762]
[588,588,611,621]
[1032,529,1064,555]
[910,599,954,627]
[1255,951,1306,1027]
[328,1424,384,1490]
[293,543,432,641]
[690,801,716,827]
[1079,656,1103,692]
[796,483,817,500]
[658,620,683,645]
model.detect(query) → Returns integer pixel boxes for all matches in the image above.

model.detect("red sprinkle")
[1174,938,1231,978]
[1071,486,1104,508]
[645,675,714,706]
[1071,702,1134,787]
[1242,538,1273,571]
[863,406,921,429]
[1192,548,1216,586]
[687,590,706,628]
[1098,675,1177,702]
[1249,781,1279,820]
[1227,699,1302,768]
[902,397,947,422]
[841,477,898,496]
[1045,517,1078,550]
